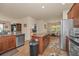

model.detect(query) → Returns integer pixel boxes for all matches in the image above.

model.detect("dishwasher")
[16,34,25,47]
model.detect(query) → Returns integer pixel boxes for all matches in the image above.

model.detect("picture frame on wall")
[5,25,8,28]
[44,24,46,29]
[24,24,27,27]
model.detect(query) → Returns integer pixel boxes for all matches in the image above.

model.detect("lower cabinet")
[0,35,16,54]
[38,35,50,55]
[39,37,44,54]
[0,37,3,53]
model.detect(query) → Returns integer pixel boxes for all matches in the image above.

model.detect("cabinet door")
[8,36,12,49]
[68,12,71,19]
[16,24,21,32]
[11,36,16,48]
[0,36,16,54]
[0,37,8,53]
[2,37,9,51]
[0,37,3,53]
[39,37,44,54]
[8,36,16,49]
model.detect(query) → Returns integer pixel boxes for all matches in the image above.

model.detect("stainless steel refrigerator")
[60,19,73,50]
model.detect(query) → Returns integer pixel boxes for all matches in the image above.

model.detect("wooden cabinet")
[11,23,22,32]
[0,37,3,53]
[2,37,9,52]
[68,9,74,19]
[0,35,16,54]
[38,35,50,55]
[31,34,50,55]
[38,37,44,54]
[8,36,16,50]
[16,24,21,32]
[68,3,79,27]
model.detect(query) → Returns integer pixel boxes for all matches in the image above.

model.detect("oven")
[69,37,79,56]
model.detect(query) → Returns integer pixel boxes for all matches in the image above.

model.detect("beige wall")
[18,17,48,41]
[0,14,62,41]
[36,20,47,34]
[45,17,61,34]
[0,14,17,32]
[0,14,48,41]
[15,16,36,41]
[63,9,69,19]
[46,18,61,23]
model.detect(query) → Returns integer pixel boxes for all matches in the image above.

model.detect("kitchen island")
[0,33,25,54]
[31,33,50,55]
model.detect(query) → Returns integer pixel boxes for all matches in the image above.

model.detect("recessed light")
[42,5,45,8]
[62,3,65,5]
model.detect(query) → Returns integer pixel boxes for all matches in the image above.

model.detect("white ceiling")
[0,3,73,20]
[0,3,63,20]
[63,3,73,11]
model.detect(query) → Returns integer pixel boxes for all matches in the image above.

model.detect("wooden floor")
[0,40,30,56]
[0,36,67,56]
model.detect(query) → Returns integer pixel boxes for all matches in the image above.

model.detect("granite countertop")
[12,32,25,35]
[0,32,25,37]
[36,34,46,37]
[36,33,49,37]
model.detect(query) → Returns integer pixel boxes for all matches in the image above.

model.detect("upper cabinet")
[11,23,22,33]
[68,3,79,27]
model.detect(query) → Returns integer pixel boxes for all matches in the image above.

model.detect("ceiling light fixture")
[62,3,65,5]
[42,5,45,8]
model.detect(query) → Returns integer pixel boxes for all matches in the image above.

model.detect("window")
[0,24,3,32]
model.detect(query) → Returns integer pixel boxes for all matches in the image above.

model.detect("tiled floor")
[41,37,67,56]
[0,36,67,56]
